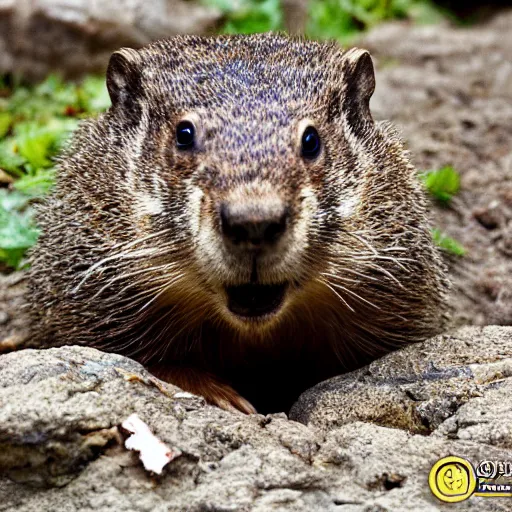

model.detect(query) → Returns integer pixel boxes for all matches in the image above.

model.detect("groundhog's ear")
[340,48,375,124]
[107,48,142,114]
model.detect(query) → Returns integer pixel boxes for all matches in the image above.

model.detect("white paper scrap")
[122,413,181,474]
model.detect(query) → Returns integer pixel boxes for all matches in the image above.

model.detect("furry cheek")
[337,195,359,220]
[187,184,204,238]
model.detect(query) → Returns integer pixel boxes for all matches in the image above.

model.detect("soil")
[0,272,27,349]
[1,10,512,347]
[362,10,512,327]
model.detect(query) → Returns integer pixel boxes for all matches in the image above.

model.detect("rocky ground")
[1,328,511,511]
[0,0,220,80]
[1,8,512,512]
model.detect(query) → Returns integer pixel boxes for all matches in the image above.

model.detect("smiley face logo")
[441,464,466,492]
[429,456,477,503]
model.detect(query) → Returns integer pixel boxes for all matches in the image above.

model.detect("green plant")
[420,165,460,204]
[432,228,466,256]
[205,0,284,33]
[306,0,446,43]
[0,190,39,269]
[418,165,465,256]
[0,74,110,269]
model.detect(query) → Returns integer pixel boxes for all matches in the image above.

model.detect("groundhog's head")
[102,34,441,343]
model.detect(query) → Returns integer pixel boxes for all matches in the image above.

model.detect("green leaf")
[420,165,461,203]
[79,76,111,113]
[15,126,55,169]
[0,72,110,269]
[0,111,13,138]
[0,138,26,174]
[306,0,449,43]
[0,248,27,269]
[0,189,39,269]
[432,228,466,256]
[206,0,284,34]
[307,0,361,42]
[13,118,78,171]
[0,189,31,211]
[13,168,56,197]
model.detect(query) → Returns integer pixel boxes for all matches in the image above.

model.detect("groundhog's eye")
[301,126,321,159]
[176,121,195,149]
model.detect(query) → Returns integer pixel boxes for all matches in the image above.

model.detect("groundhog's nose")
[220,202,289,249]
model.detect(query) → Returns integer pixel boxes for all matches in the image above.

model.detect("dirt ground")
[1,10,512,346]
[363,10,512,327]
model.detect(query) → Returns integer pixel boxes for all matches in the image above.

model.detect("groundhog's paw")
[206,384,257,415]
[0,334,25,353]
[148,365,257,415]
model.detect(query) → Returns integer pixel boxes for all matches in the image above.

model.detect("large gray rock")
[1,328,512,511]
[291,326,512,436]
[0,0,220,80]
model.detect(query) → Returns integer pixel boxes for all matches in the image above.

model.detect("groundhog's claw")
[211,390,257,415]
[149,365,257,414]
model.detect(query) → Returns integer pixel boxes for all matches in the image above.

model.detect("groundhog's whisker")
[351,254,412,273]
[322,269,380,283]
[380,246,409,253]
[109,228,173,251]
[73,232,182,292]
[72,248,171,293]
[100,276,175,304]
[342,230,411,257]
[81,270,187,331]
[86,263,182,301]
[98,277,181,310]
[323,277,381,310]
[137,273,187,312]
[343,231,379,255]
[142,296,212,363]
[318,278,355,313]
[153,317,202,363]
[102,310,176,356]
[334,257,403,287]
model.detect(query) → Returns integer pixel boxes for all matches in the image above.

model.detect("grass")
[432,228,466,257]
[0,75,110,269]
[306,0,446,43]
[205,0,449,41]
[419,165,466,256]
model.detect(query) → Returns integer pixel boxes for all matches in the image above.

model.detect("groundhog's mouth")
[225,283,288,319]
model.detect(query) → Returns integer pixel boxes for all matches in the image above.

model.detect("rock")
[0,0,221,80]
[0,329,511,511]
[290,326,512,436]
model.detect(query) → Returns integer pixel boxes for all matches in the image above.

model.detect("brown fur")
[27,34,449,413]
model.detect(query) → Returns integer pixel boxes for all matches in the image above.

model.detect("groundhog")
[27,33,448,414]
